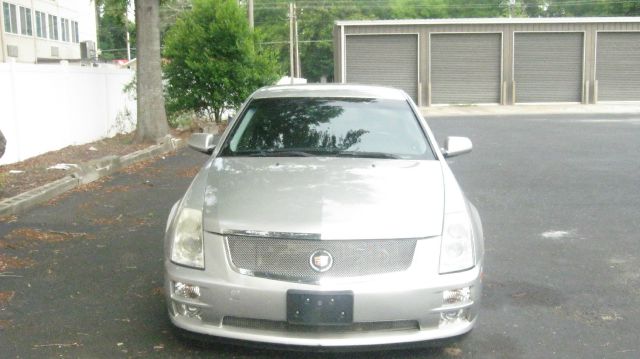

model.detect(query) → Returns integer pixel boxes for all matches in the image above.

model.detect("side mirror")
[188,133,216,154]
[442,136,472,158]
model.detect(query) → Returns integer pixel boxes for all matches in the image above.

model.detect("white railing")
[0,62,137,165]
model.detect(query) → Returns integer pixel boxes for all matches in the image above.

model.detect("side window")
[48,14,58,40]
[71,20,79,43]
[35,11,46,38]
[19,6,31,36]
[61,18,70,42]
[2,3,18,34]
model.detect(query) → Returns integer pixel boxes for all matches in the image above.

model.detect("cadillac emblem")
[309,249,333,273]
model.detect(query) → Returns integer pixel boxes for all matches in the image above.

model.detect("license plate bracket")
[286,290,353,325]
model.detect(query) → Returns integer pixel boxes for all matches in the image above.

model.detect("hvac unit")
[80,41,96,60]
[7,45,19,57]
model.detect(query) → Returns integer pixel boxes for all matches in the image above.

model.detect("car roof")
[252,84,409,101]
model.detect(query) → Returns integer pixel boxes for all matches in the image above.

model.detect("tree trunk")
[134,0,169,143]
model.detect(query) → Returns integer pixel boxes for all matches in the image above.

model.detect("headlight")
[439,211,474,274]
[170,207,204,269]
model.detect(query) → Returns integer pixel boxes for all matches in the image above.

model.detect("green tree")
[297,3,365,81]
[519,0,640,17]
[390,0,448,18]
[98,0,135,61]
[163,0,279,122]
[254,0,375,82]
[159,0,192,33]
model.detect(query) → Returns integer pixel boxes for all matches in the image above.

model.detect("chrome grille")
[222,316,420,333]
[226,235,416,281]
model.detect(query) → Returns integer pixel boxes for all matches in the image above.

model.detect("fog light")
[175,302,202,320]
[443,287,471,305]
[439,308,469,325]
[174,282,201,299]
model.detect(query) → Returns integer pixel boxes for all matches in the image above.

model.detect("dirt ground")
[0,131,189,200]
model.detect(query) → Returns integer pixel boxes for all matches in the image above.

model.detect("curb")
[0,137,184,217]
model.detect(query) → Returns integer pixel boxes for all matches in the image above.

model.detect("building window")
[2,2,18,34]
[19,6,32,36]
[48,14,58,40]
[71,20,79,43]
[61,18,71,42]
[35,11,46,38]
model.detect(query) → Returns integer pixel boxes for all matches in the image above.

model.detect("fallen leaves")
[91,214,123,226]
[0,254,34,272]
[177,166,200,178]
[553,306,626,326]
[102,185,132,194]
[0,132,150,200]
[443,347,464,357]
[5,228,96,243]
[121,158,162,175]
[45,176,112,206]
[0,291,15,308]
[133,218,152,227]
[0,215,18,223]
[0,319,13,330]
[78,201,95,210]
[6,228,65,242]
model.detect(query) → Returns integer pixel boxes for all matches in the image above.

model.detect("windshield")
[219,97,435,160]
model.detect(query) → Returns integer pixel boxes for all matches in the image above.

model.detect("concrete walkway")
[420,103,640,117]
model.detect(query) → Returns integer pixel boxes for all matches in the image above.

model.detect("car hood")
[202,157,444,240]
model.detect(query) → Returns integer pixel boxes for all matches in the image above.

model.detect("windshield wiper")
[325,150,401,159]
[243,150,314,157]
[236,149,399,159]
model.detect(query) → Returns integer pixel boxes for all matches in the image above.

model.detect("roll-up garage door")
[596,32,640,102]
[514,32,583,103]
[345,34,418,102]
[430,33,502,104]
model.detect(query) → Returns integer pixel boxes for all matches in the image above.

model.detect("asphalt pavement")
[1,112,639,358]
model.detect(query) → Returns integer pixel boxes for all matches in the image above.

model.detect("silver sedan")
[164,84,484,348]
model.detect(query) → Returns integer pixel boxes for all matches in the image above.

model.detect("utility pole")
[294,3,300,78]
[126,30,132,61]
[289,2,295,82]
[247,0,254,29]
[124,5,131,61]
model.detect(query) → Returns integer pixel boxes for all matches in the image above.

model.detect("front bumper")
[164,233,482,347]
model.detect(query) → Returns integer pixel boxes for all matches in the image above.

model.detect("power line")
[254,0,638,10]
[255,0,629,4]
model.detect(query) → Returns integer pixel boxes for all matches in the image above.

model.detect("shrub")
[163,0,279,123]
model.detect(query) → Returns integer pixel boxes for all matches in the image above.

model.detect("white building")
[1,0,97,63]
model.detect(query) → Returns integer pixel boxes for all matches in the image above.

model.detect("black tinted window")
[220,97,434,160]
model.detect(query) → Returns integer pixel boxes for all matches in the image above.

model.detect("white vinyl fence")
[0,62,137,165]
